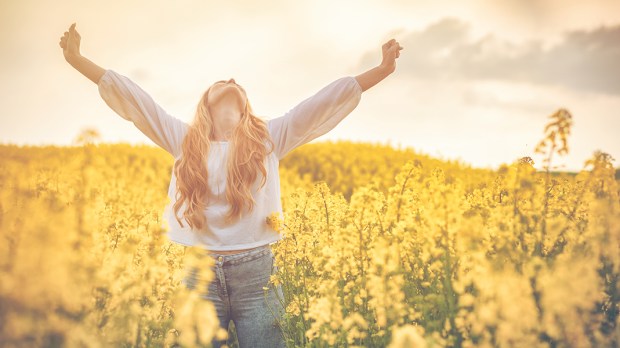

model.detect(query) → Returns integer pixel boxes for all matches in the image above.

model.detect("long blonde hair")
[172,81,275,231]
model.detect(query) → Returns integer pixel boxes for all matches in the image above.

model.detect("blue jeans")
[182,243,286,348]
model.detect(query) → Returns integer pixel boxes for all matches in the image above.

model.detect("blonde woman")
[59,23,402,348]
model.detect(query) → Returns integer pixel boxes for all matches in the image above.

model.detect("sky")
[1,0,619,172]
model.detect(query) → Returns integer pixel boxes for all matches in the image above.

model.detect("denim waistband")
[204,243,273,266]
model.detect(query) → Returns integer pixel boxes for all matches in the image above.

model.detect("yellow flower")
[266,211,284,233]
[269,273,281,286]
[286,300,301,316]
[388,324,427,348]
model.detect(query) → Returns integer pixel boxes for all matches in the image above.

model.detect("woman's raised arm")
[59,23,187,157]
[267,38,403,160]
[354,39,403,92]
[59,23,105,84]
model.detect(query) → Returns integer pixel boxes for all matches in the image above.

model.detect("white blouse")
[97,69,362,251]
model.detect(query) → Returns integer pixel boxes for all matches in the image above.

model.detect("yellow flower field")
[0,109,618,347]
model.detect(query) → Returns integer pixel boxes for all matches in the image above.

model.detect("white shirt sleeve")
[267,76,363,160]
[97,69,188,158]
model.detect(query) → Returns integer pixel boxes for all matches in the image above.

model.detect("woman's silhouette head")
[207,79,246,117]
[201,78,247,141]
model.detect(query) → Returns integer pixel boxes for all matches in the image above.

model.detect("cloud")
[365,17,620,95]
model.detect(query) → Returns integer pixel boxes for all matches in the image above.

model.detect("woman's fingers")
[59,23,78,53]
[67,23,77,39]
[381,38,403,66]
[389,41,402,51]
[390,43,403,55]
[383,39,402,52]
[70,23,79,36]
[64,23,80,43]
[383,38,397,50]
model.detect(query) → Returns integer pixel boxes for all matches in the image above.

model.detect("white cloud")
[361,17,620,95]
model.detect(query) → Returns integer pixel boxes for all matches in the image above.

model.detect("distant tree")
[73,127,101,146]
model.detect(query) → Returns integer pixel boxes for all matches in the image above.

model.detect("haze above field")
[1,0,619,171]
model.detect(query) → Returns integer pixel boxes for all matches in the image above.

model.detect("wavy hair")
[172,80,274,231]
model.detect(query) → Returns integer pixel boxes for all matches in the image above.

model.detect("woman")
[59,22,402,348]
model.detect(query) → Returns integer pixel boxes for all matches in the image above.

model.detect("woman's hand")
[59,23,81,63]
[379,39,403,75]
[58,23,105,84]
[354,38,403,92]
